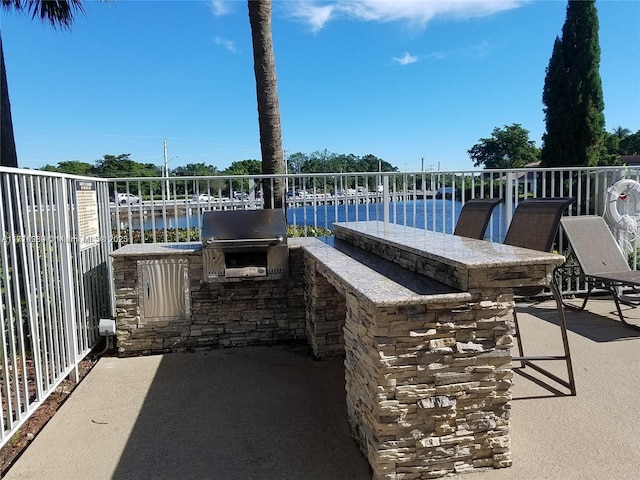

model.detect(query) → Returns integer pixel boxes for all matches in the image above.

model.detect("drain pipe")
[96,336,113,356]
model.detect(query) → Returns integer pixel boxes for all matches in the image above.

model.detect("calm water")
[287,200,462,232]
[114,199,508,241]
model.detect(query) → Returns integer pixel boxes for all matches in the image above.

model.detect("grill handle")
[205,236,284,245]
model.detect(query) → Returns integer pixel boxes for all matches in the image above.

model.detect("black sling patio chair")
[505,197,577,395]
[453,198,504,240]
[558,215,640,330]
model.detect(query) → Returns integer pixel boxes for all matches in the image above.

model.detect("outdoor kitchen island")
[110,219,564,479]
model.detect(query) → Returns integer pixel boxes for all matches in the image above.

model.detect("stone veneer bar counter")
[302,221,564,479]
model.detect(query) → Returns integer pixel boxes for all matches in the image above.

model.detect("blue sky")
[1,0,638,172]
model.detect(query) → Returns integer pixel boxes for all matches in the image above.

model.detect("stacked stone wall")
[113,247,306,356]
[343,295,514,479]
[303,255,346,358]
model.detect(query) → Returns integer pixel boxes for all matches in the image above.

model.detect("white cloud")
[284,0,528,31]
[470,40,491,58]
[425,51,448,60]
[209,0,230,17]
[393,52,418,65]
[422,40,492,62]
[288,3,336,33]
[214,36,238,53]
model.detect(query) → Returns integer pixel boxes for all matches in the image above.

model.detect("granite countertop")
[333,221,565,269]
[111,239,312,257]
[111,242,202,257]
[303,238,470,307]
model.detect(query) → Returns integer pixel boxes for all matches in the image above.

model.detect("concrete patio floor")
[4,297,640,480]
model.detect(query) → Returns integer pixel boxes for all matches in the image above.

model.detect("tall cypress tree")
[541,0,604,167]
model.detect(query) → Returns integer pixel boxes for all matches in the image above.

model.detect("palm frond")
[1,0,85,29]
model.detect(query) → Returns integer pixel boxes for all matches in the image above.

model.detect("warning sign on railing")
[75,180,100,250]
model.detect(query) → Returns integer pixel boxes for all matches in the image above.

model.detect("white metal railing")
[2,163,639,447]
[0,167,113,448]
[106,165,639,246]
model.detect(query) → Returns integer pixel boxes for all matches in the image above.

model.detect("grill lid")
[201,210,287,246]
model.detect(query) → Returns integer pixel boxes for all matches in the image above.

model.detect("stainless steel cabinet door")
[138,259,191,320]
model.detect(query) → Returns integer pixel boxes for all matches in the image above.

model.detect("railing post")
[57,177,80,383]
[505,171,514,228]
[383,175,390,226]
[249,178,256,209]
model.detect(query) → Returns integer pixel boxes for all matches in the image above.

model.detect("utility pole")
[163,139,170,200]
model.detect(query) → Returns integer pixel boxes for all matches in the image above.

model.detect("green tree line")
[40,151,396,177]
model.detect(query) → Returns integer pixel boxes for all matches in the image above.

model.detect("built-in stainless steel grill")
[201,210,288,282]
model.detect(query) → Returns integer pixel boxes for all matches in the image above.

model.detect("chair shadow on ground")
[516,295,640,343]
[511,368,569,399]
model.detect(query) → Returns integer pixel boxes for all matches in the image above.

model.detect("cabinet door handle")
[146,282,150,298]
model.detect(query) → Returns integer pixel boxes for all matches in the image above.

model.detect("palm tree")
[1,0,84,167]
[248,0,284,209]
[613,126,631,140]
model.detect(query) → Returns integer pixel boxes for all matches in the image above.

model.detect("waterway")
[113,199,508,242]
